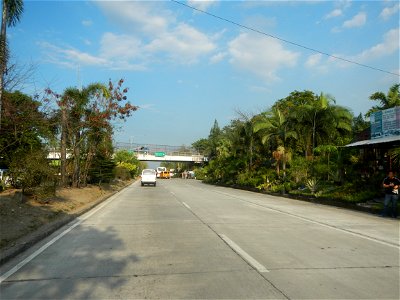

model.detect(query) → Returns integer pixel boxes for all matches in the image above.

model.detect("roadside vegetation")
[0,1,399,209]
[192,87,400,206]
[0,1,144,197]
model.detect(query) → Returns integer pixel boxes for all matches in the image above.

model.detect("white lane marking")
[0,190,122,284]
[182,202,191,209]
[245,203,400,250]
[219,234,269,273]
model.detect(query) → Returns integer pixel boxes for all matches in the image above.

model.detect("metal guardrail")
[113,142,203,157]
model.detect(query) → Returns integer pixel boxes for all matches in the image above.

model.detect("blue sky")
[9,0,400,146]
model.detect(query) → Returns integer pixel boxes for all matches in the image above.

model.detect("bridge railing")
[114,142,204,157]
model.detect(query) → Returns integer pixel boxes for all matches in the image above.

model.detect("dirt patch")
[0,181,132,251]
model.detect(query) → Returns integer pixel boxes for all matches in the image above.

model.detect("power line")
[171,0,400,77]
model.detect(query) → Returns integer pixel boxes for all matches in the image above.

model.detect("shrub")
[114,165,132,180]
[306,178,319,195]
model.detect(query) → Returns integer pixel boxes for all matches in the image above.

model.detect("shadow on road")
[1,224,139,299]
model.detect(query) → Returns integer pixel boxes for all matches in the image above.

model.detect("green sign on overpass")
[154,152,166,157]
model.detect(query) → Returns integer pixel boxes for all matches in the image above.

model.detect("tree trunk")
[60,105,67,186]
[82,146,95,186]
[249,137,253,171]
[312,110,317,160]
[327,152,330,181]
[0,3,7,129]
[72,130,81,188]
[282,155,286,178]
[276,159,280,176]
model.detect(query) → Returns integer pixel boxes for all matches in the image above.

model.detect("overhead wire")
[171,0,399,77]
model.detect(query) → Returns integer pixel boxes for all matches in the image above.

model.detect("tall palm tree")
[0,0,24,128]
[366,84,400,117]
[290,93,352,159]
[253,107,297,176]
[60,83,109,187]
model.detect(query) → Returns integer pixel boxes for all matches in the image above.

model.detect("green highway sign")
[154,152,166,157]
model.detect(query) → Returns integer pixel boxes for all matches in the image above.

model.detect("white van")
[141,169,157,187]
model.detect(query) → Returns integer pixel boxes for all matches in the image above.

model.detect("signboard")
[371,106,400,139]
[154,152,166,157]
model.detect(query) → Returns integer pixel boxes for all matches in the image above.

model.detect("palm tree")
[366,84,400,117]
[290,93,352,159]
[0,0,24,128]
[235,111,257,171]
[253,107,297,176]
[60,83,109,187]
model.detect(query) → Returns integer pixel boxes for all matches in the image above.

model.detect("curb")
[204,181,385,216]
[0,181,133,266]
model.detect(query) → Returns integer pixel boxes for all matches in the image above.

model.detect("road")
[0,179,399,299]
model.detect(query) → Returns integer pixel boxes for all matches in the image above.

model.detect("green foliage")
[366,84,400,117]
[236,172,263,188]
[192,138,209,154]
[0,91,53,168]
[88,153,116,184]
[193,167,207,180]
[288,157,310,184]
[113,150,141,178]
[8,149,55,194]
[114,165,132,181]
[306,178,319,195]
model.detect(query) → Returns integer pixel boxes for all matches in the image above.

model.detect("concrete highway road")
[0,179,399,299]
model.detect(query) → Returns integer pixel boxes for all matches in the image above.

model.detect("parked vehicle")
[141,169,156,186]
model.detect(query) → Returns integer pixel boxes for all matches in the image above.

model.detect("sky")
[9,0,400,147]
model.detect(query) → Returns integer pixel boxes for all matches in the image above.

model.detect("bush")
[8,150,56,194]
[288,157,311,184]
[236,172,262,188]
[88,154,116,184]
[114,165,132,181]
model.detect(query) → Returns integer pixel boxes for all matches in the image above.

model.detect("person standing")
[382,171,400,218]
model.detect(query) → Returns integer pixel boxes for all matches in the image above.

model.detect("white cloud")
[352,28,399,62]
[82,20,93,27]
[304,53,329,73]
[343,12,367,28]
[41,1,218,70]
[145,23,216,64]
[96,1,216,66]
[210,52,227,64]
[100,32,143,60]
[325,9,343,19]
[302,28,399,73]
[187,0,217,12]
[305,53,322,68]
[96,1,171,36]
[38,42,108,67]
[81,38,91,46]
[228,33,299,81]
[380,4,400,21]
[38,40,146,71]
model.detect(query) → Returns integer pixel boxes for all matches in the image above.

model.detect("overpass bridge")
[114,142,208,163]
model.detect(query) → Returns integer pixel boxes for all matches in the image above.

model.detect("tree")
[253,107,297,176]
[0,0,24,129]
[208,119,222,159]
[0,91,55,190]
[288,93,352,158]
[352,113,369,139]
[192,138,209,154]
[113,149,141,178]
[366,84,400,117]
[60,83,110,187]
[46,79,138,187]
[235,111,257,171]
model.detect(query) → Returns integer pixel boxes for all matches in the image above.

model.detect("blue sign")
[371,107,400,139]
